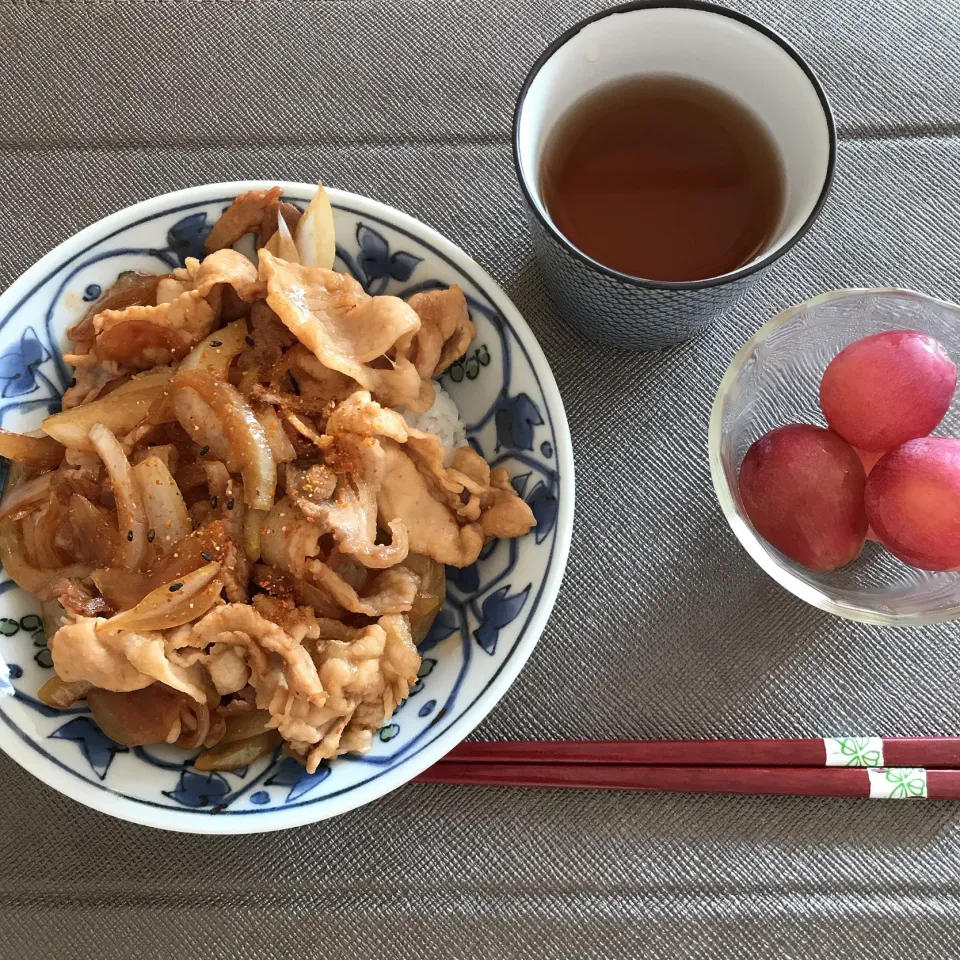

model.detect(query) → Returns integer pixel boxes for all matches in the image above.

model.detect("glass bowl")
[709,288,960,626]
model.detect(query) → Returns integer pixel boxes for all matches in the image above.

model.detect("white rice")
[404,384,466,461]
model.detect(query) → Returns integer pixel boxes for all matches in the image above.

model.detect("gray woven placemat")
[2,2,960,957]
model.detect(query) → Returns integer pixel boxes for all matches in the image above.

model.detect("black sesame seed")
[288,371,301,396]
[209,340,222,347]
[211,495,219,508]
[147,529,156,543]
[200,551,213,562]
[127,530,134,542]
[245,335,256,347]
[226,498,235,511]
[169,582,183,592]
[69,377,77,388]
[199,445,209,456]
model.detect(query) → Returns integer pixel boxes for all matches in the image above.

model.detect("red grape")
[864,437,960,570]
[738,424,868,571]
[854,449,883,541]
[819,330,956,451]
[855,448,884,475]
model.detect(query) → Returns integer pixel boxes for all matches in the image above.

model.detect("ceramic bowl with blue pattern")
[0,182,574,832]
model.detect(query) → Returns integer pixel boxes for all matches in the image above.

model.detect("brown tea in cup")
[540,74,785,283]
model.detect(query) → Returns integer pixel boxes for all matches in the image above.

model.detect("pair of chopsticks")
[413,738,960,799]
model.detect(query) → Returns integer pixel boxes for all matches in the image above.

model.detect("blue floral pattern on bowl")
[0,183,572,832]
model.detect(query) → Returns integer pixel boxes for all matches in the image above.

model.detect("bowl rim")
[512,0,838,292]
[709,286,960,626]
[0,180,576,832]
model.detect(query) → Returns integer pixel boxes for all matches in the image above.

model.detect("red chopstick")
[438,737,960,769]
[412,739,960,799]
[414,762,958,799]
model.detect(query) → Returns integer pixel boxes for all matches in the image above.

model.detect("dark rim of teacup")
[512,0,838,292]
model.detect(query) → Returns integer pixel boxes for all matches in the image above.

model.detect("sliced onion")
[237,364,264,397]
[0,470,54,523]
[91,568,155,610]
[68,494,119,567]
[92,520,228,608]
[295,182,336,269]
[253,403,296,463]
[87,685,183,747]
[19,512,39,566]
[132,455,191,553]
[0,430,64,470]
[283,411,325,449]
[402,553,446,644]
[193,730,281,771]
[89,422,148,570]
[28,501,67,568]
[96,320,181,366]
[37,676,93,708]
[203,460,231,496]
[202,713,227,749]
[291,574,342,618]
[132,443,178,473]
[173,371,276,509]
[243,507,267,562]
[0,521,91,594]
[263,209,299,262]
[175,701,215,750]
[41,598,68,642]
[100,561,223,633]
[219,708,271,744]
[174,384,232,465]
[43,368,174,451]
[180,319,249,378]
[174,460,208,497]
[3,460,25,491]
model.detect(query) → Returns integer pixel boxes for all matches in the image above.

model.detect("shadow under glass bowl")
[709,288,960,626]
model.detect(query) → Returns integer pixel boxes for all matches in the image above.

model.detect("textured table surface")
[2,2,960,957]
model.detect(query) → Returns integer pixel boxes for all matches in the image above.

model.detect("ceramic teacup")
[513,0,836,351]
